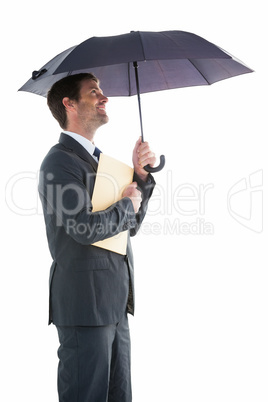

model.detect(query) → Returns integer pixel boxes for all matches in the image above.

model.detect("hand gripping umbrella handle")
[144,155,166,173]
[133,61,165,173]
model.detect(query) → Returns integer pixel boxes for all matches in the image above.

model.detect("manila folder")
[91,153,134,255]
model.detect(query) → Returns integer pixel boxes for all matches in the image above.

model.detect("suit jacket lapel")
[59,133,98,172]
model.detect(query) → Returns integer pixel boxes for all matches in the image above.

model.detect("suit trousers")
[56,312,132,402]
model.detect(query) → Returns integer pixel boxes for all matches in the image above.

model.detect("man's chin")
[101,115,109,125]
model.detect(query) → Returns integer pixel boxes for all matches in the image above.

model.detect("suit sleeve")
[129,172,156,237]
[38,151,137,245]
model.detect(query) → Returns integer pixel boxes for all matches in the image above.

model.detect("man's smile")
[96,105,107,113]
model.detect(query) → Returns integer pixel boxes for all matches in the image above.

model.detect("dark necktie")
[93,146,102,161]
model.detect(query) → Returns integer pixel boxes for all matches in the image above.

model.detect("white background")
[2,1,267,401]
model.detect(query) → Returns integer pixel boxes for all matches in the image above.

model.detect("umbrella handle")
[144,155,166,173]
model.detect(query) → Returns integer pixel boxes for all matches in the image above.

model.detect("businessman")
[38,73,156,401]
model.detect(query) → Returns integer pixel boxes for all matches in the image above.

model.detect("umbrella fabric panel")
[190,58,253,84]
[136,60,208,94]
[54,32,146,73]
[140,31,231,60]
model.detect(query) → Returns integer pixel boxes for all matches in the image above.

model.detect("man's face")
[76,79,109,131]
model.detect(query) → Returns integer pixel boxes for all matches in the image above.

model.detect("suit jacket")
[38,133,155,326]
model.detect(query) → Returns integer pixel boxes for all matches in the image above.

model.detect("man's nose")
[100,94,108,103]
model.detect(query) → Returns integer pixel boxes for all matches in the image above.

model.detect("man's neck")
[66,124,96,143]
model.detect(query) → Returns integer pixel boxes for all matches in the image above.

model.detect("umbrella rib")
[161,31,183,48]
[156,60,169,88]
[188,59,211,84]
[138,31,146,61]
[128,62,131,95]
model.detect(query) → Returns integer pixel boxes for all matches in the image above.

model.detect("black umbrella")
[19,30,253,172]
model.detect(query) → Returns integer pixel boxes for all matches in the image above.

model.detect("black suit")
[38,133,155,401]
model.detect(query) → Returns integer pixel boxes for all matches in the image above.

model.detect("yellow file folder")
[91,154,134,255]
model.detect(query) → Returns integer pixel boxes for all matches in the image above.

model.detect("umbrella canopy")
[19,30,253,172]
[19,30,253,97]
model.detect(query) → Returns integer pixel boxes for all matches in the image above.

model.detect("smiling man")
[38,73,156,402]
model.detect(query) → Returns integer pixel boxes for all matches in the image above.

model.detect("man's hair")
[47,73,98,129]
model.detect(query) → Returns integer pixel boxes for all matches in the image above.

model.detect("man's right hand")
[122,182,142,213]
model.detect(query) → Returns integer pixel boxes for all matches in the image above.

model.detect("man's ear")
[62,97,76,112]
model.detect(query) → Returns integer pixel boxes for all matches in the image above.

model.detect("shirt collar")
[62,131,99,162]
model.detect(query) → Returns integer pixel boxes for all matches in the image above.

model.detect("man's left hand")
[132,137,156,181]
